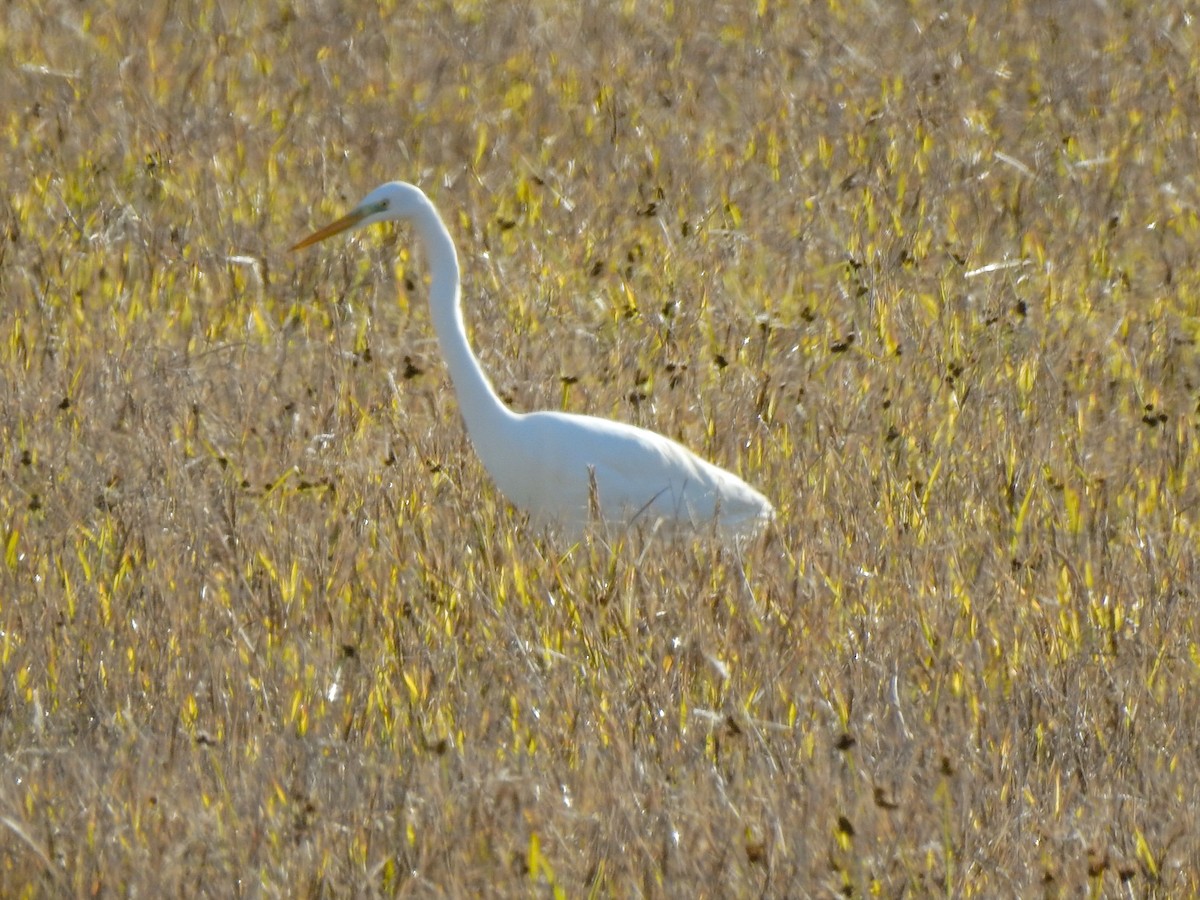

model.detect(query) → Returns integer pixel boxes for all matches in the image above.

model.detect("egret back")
[472,409,774,539]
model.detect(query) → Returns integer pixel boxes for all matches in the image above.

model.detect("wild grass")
[2,0,1199,895]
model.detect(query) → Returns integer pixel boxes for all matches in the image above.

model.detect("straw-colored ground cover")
[2,1,1199,894]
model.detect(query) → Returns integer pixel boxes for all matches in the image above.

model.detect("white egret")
[292,182,773,540]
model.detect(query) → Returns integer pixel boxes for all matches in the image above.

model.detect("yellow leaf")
[1133,828,1158,878]
[473,125,489,169]
[403,670,420,702]
[4,529,17,571]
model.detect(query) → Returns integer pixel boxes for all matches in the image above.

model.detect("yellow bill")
[290,207,371,252]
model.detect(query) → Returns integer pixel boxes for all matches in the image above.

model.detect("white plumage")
[293,181,773,540]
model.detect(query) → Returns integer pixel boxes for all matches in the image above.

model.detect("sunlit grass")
[2,0,1199,894]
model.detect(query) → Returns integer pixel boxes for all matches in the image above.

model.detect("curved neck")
[410,197,516,442]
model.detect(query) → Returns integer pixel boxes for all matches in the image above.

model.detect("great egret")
[292,182,774,540]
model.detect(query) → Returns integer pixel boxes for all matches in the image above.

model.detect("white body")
[293,182,774,540]
[475,407,773,538]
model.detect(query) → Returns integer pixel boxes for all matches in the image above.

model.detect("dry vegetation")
[3,0,1200,895]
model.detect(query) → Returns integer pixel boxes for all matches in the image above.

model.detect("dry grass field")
[3,0,1200,895]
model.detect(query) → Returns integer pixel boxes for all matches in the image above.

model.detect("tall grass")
[2,0,1198,894]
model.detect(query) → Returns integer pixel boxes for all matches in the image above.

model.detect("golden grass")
[3,0,1199,894]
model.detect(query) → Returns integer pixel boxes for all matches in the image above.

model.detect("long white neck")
[409,196,519,447]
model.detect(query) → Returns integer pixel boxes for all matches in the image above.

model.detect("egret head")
[291,181,425,251]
